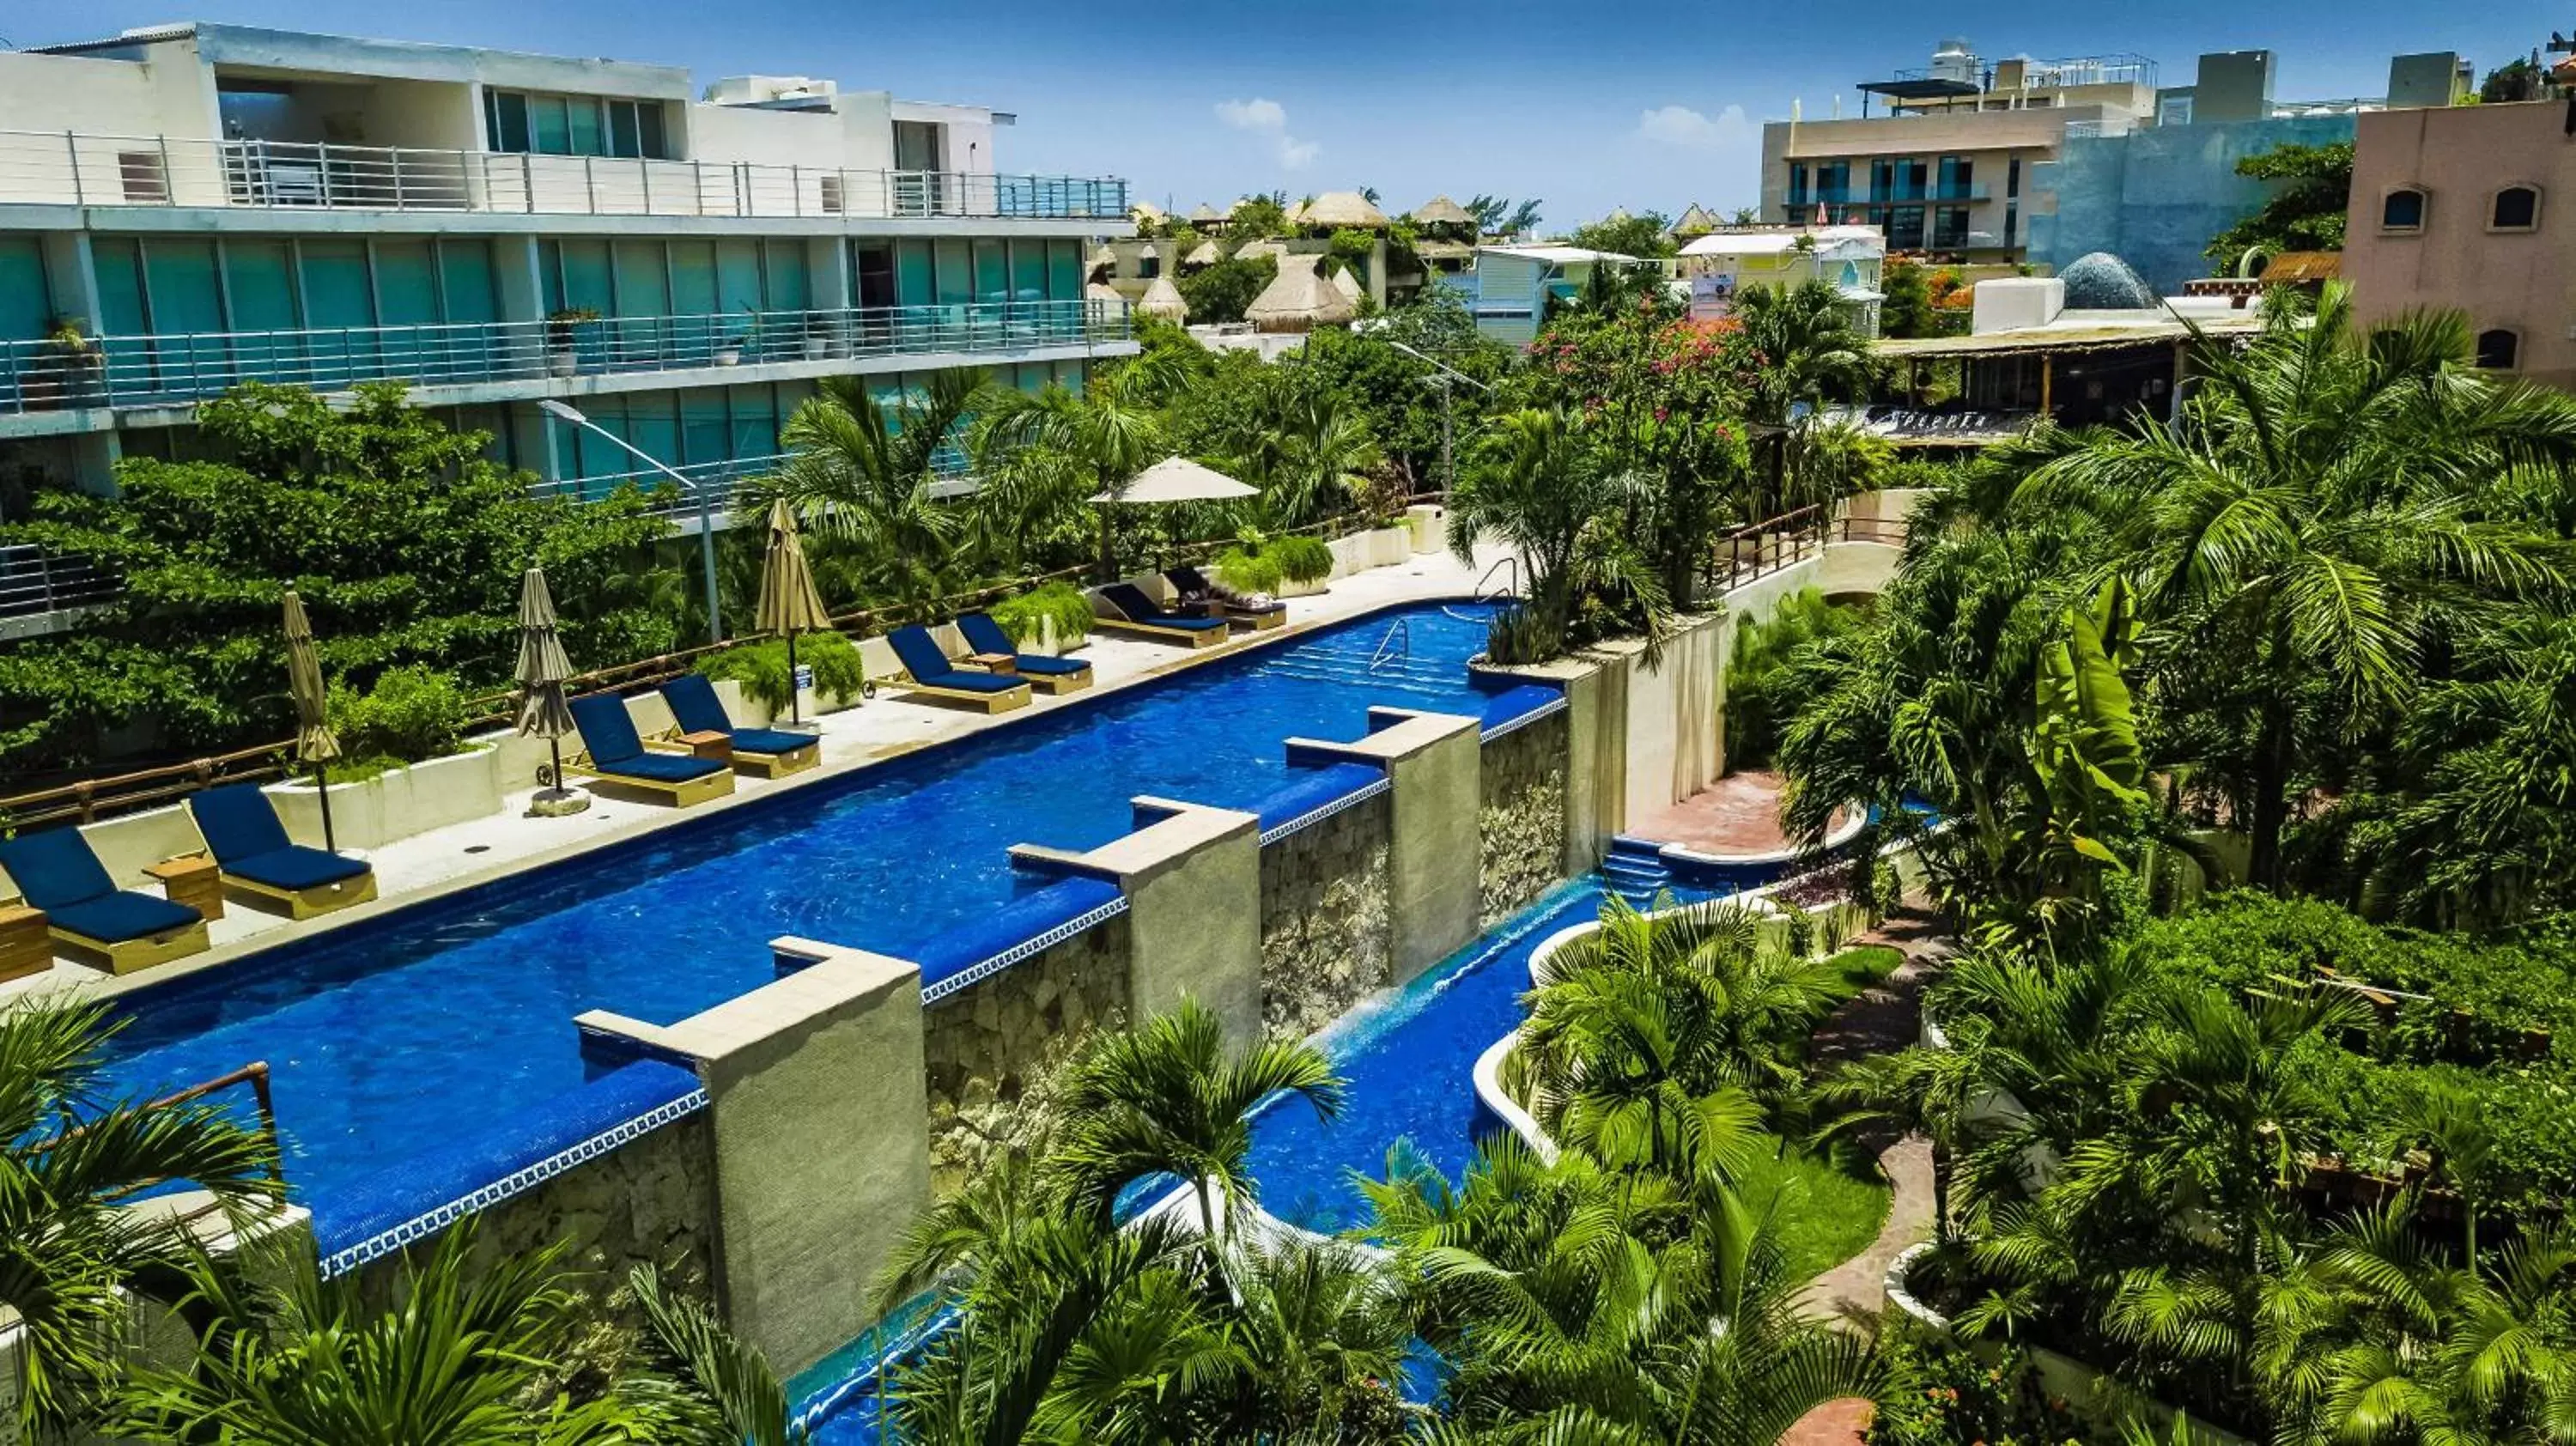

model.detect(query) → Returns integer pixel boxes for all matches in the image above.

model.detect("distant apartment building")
[1676,225,1888,336]
[2030,50,2463,294]
[2342,100,2572,391]
[1759,40,2164,260]
[0,22,1136,507]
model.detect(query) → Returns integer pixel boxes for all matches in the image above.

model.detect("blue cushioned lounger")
[886,627,1032,714]
[955,613,1093,695]
[1094,583,1231,648]
[0,827,208,973]
[658,673,823,777]
[188,783,376,920]
[568,694,734,806]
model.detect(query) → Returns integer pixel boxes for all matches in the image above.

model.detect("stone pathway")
[1625,769,1850,857]
[1781,1397,1878,1446]
[1797,908,1955,1328]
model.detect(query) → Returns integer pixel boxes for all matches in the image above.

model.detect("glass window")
[895,240,935,307]
[1047,239,1080,300]
[763,241,810,312]
[568,99,605,158]
[530,95,572,155]
[2008,156,2021,198]
[679,387,730,468]
[2382,189,2426,231]
[0,237,52,342]
[438,240,498,324]
[611,240,670,316]
[668,241,718,317]
[91,238,148,336]
[297,240,374,329]
[638,105,668,161]
[933,240,972,305]
[973,240,1008,301]
[1011,240,1047,303]
[1789,163,1807,206]
[728,383,778,461]
[2476,329,2519,370]
[486,91,531,153]
[2493,186,2540,230]
[374,240,440,326]
[552,239,614,315]
[716,240,765,314]
[607,101,641,160]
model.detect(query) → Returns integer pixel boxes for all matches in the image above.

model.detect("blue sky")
[7,0,2555,226]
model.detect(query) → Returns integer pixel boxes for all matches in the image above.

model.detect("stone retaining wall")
[1259,793,1394,1039]
[921,916,1133,1195]
[1479,711,1571,925]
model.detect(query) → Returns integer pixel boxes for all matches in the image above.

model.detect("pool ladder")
[1368,617,1411,673]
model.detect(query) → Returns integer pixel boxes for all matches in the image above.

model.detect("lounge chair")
[955,613,1094,696]
[1165,565,1288,632]
[0,829,207,975]
[884,627,1033,714]
[657,673,823,778]
[568,694,736,807]
[1091,582,1233,649]
[186,783,378,920]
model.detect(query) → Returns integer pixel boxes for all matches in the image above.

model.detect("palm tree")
[756,369,990,604]
[975,380,1167,580]
[1052,998,1345,1245]
[631,1263,809,1446]
[121,1225,690,1444]
[1220,1236,1413,1440]
[1,998,276,1437]
[1234,393,1382,530]
[2010,289,2576,889]
[1733,280,1873,429]
[1520,896,1846,1174]
[1445,406,1671,664]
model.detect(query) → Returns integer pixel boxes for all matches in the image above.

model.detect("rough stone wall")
[922,915,1133,1196]
[1259,793,1394,1039]
[1481,711,1571,925]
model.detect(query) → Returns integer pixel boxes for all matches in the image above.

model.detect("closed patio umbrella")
[514,565,584,814]
[282,589,341,853]
[755,499,833,725]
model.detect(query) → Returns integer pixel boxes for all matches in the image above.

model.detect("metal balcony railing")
[0,544,118,621]
[0,131,1130,221]
[0,299,1130,416]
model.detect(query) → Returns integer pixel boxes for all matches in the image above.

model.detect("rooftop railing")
[0,543,118,622]
[0,298,1130,416]
[0,131,1130,221]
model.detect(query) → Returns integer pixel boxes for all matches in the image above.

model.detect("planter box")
[1365,526,1410,568]
[1275,574,1329,598]
[1406,504,1447,556]
[264,745,504,851]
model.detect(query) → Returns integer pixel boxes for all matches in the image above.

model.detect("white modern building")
[1677,225,1887,336]
[0,23,1137,516]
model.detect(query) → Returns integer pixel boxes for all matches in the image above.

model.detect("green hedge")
[986,581,1093,648]
[324,665,470,776]
[697,630,866,714]
[1216,534,1334,593]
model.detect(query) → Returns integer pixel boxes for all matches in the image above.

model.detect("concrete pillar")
[40,231,103,334]
[1287,708,1484,983]
[574,938,931,1379]
[1012,798,1264,1041]
[494,234,547,327]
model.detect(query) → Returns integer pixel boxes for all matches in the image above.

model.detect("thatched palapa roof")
[1297,190,1391,229]
[1245,256,1358,333]
[1084,281,1127,306]
[2257,251,2341,283]
[1410,195,1476,228]
[1329,265,1364,304]
[1670,204,1721,236]
[1085,244,1118,277]
[1189,203,1224,224]
[1138,276,1189,322]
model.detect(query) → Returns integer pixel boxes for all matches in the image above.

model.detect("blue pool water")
[100,604,1516,1212]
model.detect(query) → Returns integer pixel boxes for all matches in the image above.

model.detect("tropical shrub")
[985,580,1093,648]
[1869,1331,2096,1446]
[1214,547,1284,594]
[1177,253,1275,325]
[696,629,866,714]
[1214,533,1334,594]
[1725,590,1870,769]
[1270,533,1334,583]
[325,664,472,769]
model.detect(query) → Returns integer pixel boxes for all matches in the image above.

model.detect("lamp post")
[539,398,724,644]
[1385,340,1491,497]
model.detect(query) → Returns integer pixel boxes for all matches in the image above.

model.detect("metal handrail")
[1369,617,1411,672]
[48,1060,286,1204]
[1706,504,1911,590]
[1471,556,1520,605]
[0,299,1131,417]
[0,544,118,620]
[0,130,1129,221]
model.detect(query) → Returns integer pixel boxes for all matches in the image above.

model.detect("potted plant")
[714,334,745,368]
[23,317,103,411]
[545,307,601,378]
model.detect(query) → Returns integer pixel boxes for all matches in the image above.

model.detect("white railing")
[0,299,1129,415]
[0,131,1130,221]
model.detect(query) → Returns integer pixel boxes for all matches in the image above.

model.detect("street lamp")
[539,399,724,644]
[1385,340,1492,497]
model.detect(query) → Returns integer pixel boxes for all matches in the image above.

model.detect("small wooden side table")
[144,854,225,922]
[678,729,735,762]
[0,904,51,982]
[963,652,1019,676]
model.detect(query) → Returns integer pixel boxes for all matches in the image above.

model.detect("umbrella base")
[526,787,592,819]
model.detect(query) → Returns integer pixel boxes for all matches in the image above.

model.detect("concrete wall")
[2345,101,2574,392]
[2029,114,2356,293]
[0,50,219,140]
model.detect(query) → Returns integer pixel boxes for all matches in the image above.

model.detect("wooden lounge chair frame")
[569,753,738,807]
[877,671,1033,714]
[1091,590,1233,649]
[54,916,211,976]
[1012,667,1093,696]
[221,865,380,921]
[645,732,821,781]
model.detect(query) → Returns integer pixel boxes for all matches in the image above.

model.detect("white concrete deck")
[3,546,1506,1006]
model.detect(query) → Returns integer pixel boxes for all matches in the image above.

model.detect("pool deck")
[1625,769,1843,858]
[3,545,1508,1006]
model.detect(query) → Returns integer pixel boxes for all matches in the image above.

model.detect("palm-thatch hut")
[1328,264,1363,305]
[1234,238,1289,264]
[1410,195,1477,234]
[1085,243,1118,280]
[1297,190,1392,231]
[1084,280,1127,307]
[1245,257,1358,333]
[1182,239,1224,269]
[1188,202,1225,230]
[1129,200,1168,229]
[1670,204,1721,238]
[1138,275,1189,322]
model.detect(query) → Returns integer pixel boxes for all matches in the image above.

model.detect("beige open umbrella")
[756,498,833,725]
[513,565,583,811]
[1088,457,1257,579]
[281,589,341,852]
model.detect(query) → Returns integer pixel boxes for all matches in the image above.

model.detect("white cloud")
[1216,96,1318,171]
[1634,103,1753,151]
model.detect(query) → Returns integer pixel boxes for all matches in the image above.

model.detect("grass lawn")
[1735,1139,1893,1281]
[1823,943,1905,992]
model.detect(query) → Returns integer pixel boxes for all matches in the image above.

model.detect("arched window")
[2381,187,2427,232]
[2476,328,2520,371]
[2492,185,2543,232]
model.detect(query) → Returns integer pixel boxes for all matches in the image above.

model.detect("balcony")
[0,131,1130,221]
[0,300,1130,416]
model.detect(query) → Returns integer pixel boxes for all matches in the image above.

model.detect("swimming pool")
[100,602,1516,1213]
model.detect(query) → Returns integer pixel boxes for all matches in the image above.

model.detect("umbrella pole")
[313,762,337,854]
[550,737,564,796]
[787,630,802,725]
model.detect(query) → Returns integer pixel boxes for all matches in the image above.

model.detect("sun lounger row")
[0,784,378,977]
[1090,568,1289,647]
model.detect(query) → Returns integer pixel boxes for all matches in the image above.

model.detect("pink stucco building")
[2343,100,2571,391]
